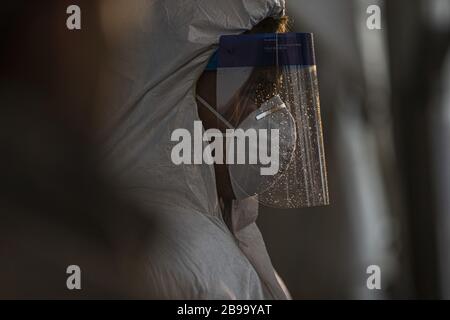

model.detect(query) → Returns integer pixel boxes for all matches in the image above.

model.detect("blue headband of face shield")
[204,33,316,72]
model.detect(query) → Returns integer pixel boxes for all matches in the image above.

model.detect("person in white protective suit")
[99,0,290,299]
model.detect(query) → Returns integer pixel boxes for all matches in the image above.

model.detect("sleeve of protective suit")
[100,0,287,300]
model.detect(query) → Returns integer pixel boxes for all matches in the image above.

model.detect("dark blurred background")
[1,0,449,299]
[260,0,450,299]
[0,0,156,299]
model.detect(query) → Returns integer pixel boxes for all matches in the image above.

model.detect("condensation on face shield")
[216,33,329,208]
[260,65,329,208]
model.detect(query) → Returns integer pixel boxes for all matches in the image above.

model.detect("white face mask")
[196,95,297,200]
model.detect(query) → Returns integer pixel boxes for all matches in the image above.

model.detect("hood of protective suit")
[99,0,288,299]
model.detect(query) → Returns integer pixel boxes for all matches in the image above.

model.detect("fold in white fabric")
[99,0,288,299]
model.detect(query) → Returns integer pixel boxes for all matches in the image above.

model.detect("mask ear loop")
[196,95,234,129]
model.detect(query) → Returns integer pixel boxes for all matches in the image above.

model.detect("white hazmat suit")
[99,0,288,299]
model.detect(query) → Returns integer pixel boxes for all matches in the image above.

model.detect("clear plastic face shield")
[197,33,329,208]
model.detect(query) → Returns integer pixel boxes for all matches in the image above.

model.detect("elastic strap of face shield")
[196,95,234,129]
